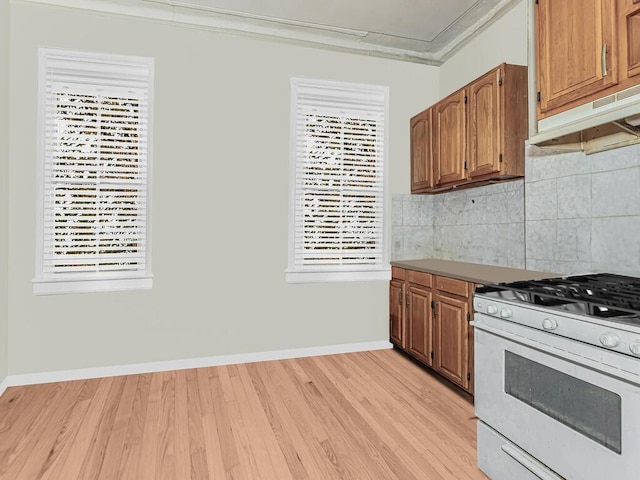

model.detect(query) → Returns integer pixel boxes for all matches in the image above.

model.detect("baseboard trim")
[6,340,393,388]
[0,377,8,397]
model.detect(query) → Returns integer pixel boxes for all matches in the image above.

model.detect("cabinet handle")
[398,290,403,305]
[601,44,608,77]
[406,291,410,307]
[501,443,564,480]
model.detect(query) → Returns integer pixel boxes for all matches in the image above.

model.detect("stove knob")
[500,308,513,319]
[600,333,621,348]
[542,318,558,330]
[629,342,640,356]
[486,305,498,315]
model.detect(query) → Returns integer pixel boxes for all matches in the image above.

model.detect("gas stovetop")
[475,273,640,325]
[473,273,640,359]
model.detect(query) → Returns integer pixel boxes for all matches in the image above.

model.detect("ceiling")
[138,0,522,65]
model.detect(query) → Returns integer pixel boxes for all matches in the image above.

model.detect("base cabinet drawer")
[477,422,562,480]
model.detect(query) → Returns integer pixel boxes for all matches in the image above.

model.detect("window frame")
[34,48,154,295]
[286,77,391,284]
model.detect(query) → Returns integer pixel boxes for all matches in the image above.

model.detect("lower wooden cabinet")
[389,277,405,348]
[434,292,470,390]
[407,282,434,367]
[390,267,474,394]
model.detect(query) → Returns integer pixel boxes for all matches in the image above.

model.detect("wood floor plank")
[95,375,140,480]
[156,371,177,480]
[174,370,192,480]
[1,381,85,480]
[117,373,152,480]
[198,368,227,480]
[37,379,102,480]
[208,366,242,476]
[75,376,128,480]
[235,363,294,480]
[301,356,411,480]
[184,369,209,478]
[0,349,489,480]
[250,360,328,479]
[138,370,162,480]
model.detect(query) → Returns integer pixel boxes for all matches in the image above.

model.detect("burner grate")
[477,273,640,318]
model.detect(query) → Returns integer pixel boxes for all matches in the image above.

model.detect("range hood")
[529,84,640,154]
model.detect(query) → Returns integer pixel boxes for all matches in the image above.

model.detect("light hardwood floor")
[0,349,488,480]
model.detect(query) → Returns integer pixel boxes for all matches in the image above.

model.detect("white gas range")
[472,273,640,480]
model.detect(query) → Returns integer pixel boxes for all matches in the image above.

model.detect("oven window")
[504,351,621,454]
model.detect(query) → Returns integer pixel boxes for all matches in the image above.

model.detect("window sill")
[285,267,391,284]
[33,276,153,295]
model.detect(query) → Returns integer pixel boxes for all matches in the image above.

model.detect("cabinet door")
[407,284,433,367]
[620,0,640,80]
[433,89,467,186]
[410,108,433,193]
[434,294,469,390]
[389,279,405,348]
[536,0,617,116]
[468,67,502,179]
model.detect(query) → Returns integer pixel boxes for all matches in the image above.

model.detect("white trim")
[33,276,153,295]
[16,0,523,66]
[286,267,391,284]
[287,77,390,282]
[0,377,8,398]
[4,341,393,387]
[16,0,441,65]
[34,48,154,295]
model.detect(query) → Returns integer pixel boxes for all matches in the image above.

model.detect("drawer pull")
[501,443,565,480]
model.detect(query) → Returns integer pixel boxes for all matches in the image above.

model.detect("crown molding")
[15,0,521,65]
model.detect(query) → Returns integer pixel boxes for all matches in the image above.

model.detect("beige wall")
[439,0,529,98]
[0,0,9,385]
[7,3,438,375]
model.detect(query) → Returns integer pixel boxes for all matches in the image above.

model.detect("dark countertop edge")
[390,258,560,285]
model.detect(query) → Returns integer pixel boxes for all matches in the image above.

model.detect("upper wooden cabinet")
[536,0,617,116]
[468,64,528,181]
[620,0,640,81]
[410,108,433,193]
[433,89,467,187]
[410,63,528,193]
[535,0,640,119]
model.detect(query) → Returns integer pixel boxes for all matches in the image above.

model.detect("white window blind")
[34,48,154,295]
[287,78,390,283]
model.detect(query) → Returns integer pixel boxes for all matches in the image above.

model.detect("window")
[34,48,154,295]
[287,78,390,283]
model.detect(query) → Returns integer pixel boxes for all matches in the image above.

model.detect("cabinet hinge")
[464,161,467,170]
[498,76,503,86]
[464,95,468,104]
[537,91,541,102]
[430,300,435,310]
[467,372,471,381]
[430,351,434,360]
[467,312,471,322]
[499,153,503,163]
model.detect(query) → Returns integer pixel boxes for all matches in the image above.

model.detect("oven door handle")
[501,443,565,480]
[471,319,640,387]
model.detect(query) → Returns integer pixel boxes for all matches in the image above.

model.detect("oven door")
[474,314,640,480]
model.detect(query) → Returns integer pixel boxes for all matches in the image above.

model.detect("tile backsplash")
[392,141,640,276]
[525,142,640,276]
[392,180,526,268]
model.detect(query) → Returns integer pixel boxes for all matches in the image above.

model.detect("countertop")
[390,258,559,285]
